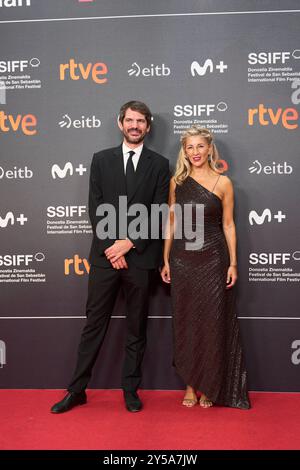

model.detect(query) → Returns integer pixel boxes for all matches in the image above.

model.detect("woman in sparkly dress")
[161,127,250,409]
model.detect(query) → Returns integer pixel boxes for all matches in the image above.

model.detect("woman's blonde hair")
[174,126,220,185]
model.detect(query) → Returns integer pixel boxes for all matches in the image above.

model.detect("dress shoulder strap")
[211,174,221,193]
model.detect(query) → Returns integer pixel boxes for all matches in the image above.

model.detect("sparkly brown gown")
[170,176,250,409]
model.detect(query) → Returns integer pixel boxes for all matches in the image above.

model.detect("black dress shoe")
[123,391,142,412]
[50,391,87,414]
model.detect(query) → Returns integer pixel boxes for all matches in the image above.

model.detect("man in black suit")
[51,101,170,413]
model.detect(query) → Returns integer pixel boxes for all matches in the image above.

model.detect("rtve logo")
[64,254,90,276]
[0,111,37,135]
[0,211,28,228]
[59,59,108,84]
[248,104,298,130]
[51,162,87,179]
[0,0,30,7]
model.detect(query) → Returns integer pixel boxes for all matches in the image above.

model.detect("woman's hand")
[161,263,171,284]
[226,265,237,289]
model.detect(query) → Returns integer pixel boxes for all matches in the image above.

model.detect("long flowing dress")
[170,176,250,409]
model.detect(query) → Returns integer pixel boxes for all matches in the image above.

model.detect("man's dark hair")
[119,101,152,127]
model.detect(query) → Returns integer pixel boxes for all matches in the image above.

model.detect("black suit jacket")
[88,144,170,269]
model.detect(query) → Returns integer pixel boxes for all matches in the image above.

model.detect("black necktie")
[125,150,135,195]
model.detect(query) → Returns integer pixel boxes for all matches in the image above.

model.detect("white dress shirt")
[122,142,143,173]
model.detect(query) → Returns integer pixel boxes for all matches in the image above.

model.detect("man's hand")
[111,255,128,270]
[105,239,134,263]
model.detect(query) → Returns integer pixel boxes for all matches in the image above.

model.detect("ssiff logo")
[0,58,40,73]
[249,251,300,265]
[51,162,87,179]
[0,253,45,266]
[0,340,6,368]
[248,50,300,65]
[174,102,228,117]
[59,59,108,84]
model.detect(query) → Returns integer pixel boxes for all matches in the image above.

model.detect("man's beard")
[123,128,146,145]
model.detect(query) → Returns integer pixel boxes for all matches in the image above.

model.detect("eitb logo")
[0,340,6,368]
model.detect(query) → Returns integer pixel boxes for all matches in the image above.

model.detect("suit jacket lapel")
[113,145,127,196]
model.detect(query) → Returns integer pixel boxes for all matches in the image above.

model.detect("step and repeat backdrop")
[0,1,300,391]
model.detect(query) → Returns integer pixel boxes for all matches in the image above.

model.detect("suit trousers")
[68,263,150,393]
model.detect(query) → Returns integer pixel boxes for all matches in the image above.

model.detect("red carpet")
[0,390,299,450]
